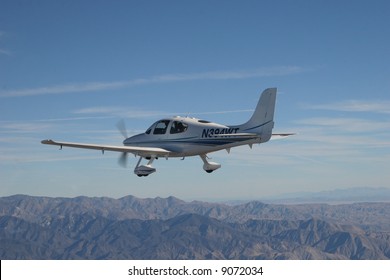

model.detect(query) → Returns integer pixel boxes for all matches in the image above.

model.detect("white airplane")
[42,88,293,176]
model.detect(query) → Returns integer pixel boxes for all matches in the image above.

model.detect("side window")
[153,120,170,135]
[170,121,188,134]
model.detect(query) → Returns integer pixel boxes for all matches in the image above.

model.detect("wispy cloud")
[0,153,111,164]
[0,66,306,98]
[235,114,389,167]
[295,117,390,133]
[182,109,254,116]
[292,117,390,147]
[0,81,130,98]
[0,49,11,56]
[304,100,390,114]
[0,122,53,133]
[0,31,11,56]
[73,105,255,119]
[73,106,167,119]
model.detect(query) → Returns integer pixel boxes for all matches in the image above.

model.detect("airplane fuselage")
[123,116,262,158]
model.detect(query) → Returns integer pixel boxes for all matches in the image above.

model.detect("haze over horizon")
[1,1,389,201]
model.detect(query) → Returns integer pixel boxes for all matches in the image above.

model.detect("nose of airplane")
[123,133,144,145]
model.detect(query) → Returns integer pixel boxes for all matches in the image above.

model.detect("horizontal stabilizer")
[271,133,295,140]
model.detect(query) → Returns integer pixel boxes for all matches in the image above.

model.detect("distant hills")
[260,187,390,204]
[1,191,390,259]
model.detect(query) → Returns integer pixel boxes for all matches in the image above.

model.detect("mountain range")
[1,192,390,259]
[260,187,390,204]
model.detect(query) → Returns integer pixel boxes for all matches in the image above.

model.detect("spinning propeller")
[116,119,128,168]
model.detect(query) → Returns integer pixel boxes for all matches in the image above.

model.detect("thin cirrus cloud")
[73,106,168,119]
[0,66,306,98]
[0,49,11,56]
[73,105,255,119]
[0,122,53,133]
[0,31,11,56]
[304,100,390,114]
[294,117,390,132]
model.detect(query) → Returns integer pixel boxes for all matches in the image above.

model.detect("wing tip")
[41,139,54,144]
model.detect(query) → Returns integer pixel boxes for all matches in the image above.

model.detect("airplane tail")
[237,88,277,143]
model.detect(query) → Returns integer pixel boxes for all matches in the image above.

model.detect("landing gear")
[133,155,221,176]
[134,157,156,177]
[200,154,221,174]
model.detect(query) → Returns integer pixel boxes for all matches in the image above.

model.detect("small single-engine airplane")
[42,88,293,176]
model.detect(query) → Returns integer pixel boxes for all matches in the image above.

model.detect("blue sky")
[1,0,389,201]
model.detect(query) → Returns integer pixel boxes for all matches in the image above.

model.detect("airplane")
[42,88,293,177]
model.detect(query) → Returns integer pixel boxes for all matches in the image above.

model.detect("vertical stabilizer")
[239,88,277,142]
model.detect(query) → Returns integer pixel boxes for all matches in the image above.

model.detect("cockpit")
[145,119,188,135]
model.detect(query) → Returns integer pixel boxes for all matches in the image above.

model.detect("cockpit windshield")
[153,120,170,135]
[145,123,156,134]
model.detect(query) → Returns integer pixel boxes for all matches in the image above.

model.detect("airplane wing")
[41,139,171,157]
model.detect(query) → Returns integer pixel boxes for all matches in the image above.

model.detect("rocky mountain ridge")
[1,195,389,259]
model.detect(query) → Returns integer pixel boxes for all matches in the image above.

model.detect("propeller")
[116,119,128,139]
[118,151,128,168]
[117,119,129,168]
